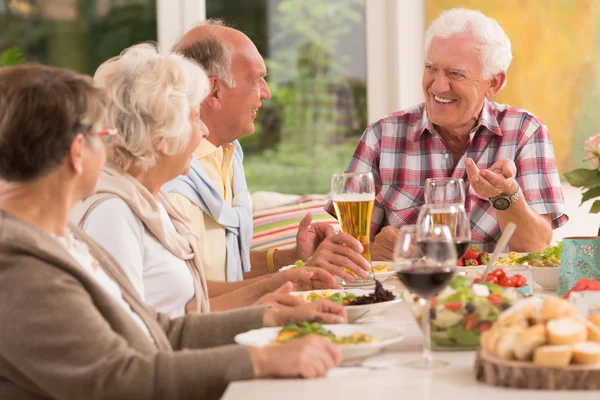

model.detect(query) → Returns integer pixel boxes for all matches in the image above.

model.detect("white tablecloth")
[222,282,598,400]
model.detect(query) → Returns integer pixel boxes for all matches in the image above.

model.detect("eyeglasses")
[90,128,118,149]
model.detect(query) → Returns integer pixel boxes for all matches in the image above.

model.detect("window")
[0,0,157,75]
[207,0,367,194]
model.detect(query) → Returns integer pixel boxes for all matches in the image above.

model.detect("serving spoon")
[476,222,517,285]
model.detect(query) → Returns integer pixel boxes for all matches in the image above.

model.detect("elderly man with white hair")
[327,8,568,259]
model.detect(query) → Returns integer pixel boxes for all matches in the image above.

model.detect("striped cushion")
[251,195,340,251]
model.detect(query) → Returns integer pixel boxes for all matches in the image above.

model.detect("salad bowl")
[403,275,524,350]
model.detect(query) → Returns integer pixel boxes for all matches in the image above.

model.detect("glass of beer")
[424,178,466,205]
[331,172,375,284]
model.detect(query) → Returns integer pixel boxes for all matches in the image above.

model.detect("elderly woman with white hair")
[70,43,359,318]
[328,7,567,260]
[0,63,345,400]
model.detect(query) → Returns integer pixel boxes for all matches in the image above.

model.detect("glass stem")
[421,297,433,366]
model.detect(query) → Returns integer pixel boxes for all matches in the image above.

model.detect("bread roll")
[514,324,547,361]
[588,312,600,328]
[485,328,504,355]
[533,345,573,367]
[541,297,579,320]
[576,316,600,343]
[547,318,587,345]
[495,327,524,360]
[497,300,538,327]
[572,341,600,365]
[527,311,544,327]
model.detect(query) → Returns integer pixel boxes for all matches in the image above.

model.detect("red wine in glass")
[418,238,470,261]
[396,266,455,298]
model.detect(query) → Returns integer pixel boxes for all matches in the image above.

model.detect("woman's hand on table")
[303,232,371,282]
[254,282,306,308]
[250,335,342,379]
[371,226,398,261]
[272,266,342,291]
[262,298,347,327]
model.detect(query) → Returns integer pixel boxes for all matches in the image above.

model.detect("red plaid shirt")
[326,99,568,252]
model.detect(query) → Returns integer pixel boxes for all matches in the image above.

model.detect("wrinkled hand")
[465,158,518,199]
[371,226,398,261]
[273,266,342,291]
[263,299,347,327]
[255,282,306,308]
[294,213,334,261]
[304,232,371,282]
[250,335,342,378]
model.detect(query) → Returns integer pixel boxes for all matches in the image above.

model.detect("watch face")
[492,197,511,210]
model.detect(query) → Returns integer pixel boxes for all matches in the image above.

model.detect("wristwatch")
[490,186,521,211]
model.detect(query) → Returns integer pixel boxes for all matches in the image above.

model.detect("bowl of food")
[403,275,524,350]
[291,280,401,322]
[486,243,562,291]
[530,265,560,291]
[234,322,404,361]
[371,261,395,279]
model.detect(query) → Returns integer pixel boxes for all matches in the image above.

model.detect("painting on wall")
[426,0,600,175]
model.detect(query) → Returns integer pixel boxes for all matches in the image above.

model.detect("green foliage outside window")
[0,46,25,66]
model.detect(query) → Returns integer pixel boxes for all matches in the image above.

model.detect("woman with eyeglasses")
[0,63,344,400]
[69,43,361,318]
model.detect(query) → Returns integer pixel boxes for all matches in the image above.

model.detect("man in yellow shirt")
[165,20,370,282]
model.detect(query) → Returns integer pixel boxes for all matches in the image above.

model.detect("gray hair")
[425,8,512,81]
[94,43,209,171]
[172,19,236,87]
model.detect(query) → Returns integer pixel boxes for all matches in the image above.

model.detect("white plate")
[234,324,404,362]
[279,264,300,272]
[371,261,395,278]
[290,288,401,322]
[279,262,395,278]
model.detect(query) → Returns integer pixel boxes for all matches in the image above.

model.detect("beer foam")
[331,193,375,202]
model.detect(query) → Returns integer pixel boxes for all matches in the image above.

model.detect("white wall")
[157,0,206,54]
[365,0,425,123]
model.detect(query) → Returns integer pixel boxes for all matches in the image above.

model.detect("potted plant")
[564,134,600,234]
[0,47,25,67]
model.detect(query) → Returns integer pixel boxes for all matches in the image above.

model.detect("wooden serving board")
[475,350,600,390]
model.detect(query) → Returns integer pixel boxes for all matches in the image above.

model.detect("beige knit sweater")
[0,210,265,400]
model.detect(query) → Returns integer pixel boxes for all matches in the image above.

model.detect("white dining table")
[222,280,599,400]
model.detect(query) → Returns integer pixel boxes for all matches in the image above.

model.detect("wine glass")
[394,223,457,369]
[417,203,471,259]
[424,177,466,205]
[331,172,375,284]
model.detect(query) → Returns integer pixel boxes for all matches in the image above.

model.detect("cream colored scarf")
[70,165,210,314]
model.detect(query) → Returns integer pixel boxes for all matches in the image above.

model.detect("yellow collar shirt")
[168,140,236,281]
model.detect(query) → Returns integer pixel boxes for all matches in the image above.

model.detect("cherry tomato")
[499,277,517,287]
[478,322,492,333]
[444,302,462,311]
[485,275,499,284]
[489,268,506,280]
[461,314,478,331]
[513,274,527,288]
[488,294,503,306]
[472,278,481,284]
